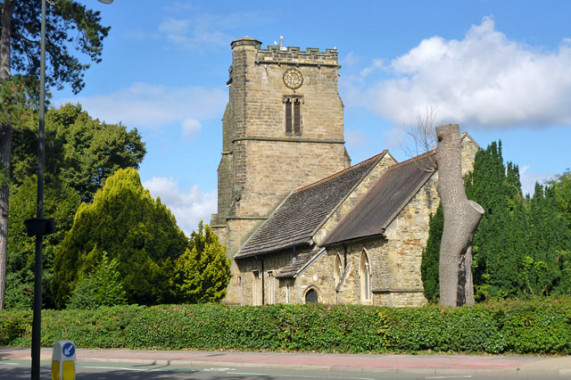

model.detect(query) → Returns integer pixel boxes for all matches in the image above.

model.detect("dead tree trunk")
[436,124,484,307]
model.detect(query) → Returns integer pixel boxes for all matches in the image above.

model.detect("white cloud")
[361,17,571,129]
[156,10,269,52]
[56,82,226,137]
[182,118,202,141]
[143,177,216,236]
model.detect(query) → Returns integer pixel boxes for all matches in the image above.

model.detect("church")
[210,37,479,307]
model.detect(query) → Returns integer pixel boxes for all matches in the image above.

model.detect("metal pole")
[31,0,46,378]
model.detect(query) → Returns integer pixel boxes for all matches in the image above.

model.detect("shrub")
[1,298,569,354]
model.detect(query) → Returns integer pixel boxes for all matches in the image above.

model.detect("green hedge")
[1,299,570,354]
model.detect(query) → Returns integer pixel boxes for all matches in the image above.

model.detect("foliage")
[422,141,571,302]
[171,222,231,304]
[3,104,145,310]
[421,204,442,303]
[7,0,110,94]
[1,299,570,354]
[3,272,32,310]
[6,176,81,309]
[51,168,188,308]
[12,103,146,201]
[67,252,127,309]
[549,170,571,231]
[0,75,38,127]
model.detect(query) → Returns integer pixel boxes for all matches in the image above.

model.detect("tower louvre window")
[284,96,303,135]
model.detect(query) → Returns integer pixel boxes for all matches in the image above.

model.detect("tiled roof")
[274,248,320,279]
[322,152,436,246]
[234,151,387,259]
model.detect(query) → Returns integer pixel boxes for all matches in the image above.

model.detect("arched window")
[284,96,303,135]
[304,288,319,303]
[334,252,343,286]
[360,250,372,302]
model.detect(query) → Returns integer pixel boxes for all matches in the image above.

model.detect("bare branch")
[404,106,438,172]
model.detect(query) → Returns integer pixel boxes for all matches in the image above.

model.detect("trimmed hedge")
[1,299,570,354]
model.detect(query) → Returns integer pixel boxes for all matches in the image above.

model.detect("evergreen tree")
[1,0,110,309]
[466,142,528,300]
[549,170,571,231]
[4,104,144,309]
[171,222,231,304]
[67,252,127,309]
[421,204,442,303]
[51,168,188,308]
[526,183,571,295]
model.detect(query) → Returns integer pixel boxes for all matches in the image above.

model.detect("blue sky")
[54,0,571,234]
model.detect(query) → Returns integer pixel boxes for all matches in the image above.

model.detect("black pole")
[31,0,46,378]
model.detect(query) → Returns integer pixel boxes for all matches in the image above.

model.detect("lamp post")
[30,1,112,378]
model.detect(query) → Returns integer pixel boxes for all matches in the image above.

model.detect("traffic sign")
[52,340,76,380]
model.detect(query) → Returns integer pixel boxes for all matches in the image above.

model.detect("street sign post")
[51,340,76,380]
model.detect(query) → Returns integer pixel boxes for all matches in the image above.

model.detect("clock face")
[283,69,303,89]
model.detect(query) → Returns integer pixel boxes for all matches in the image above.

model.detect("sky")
[53,0,571,235]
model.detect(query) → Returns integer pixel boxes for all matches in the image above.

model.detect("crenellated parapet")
[255,44,339,67]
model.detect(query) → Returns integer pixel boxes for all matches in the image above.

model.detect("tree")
[465,141,529,300]
[526,183,571,295]
[435,124,484,306]
[4,104,144,309]
[171,222,231,304]
[421,204,443,303]
[0,0,109,309]
[12,103,146,201]
[6,175,80,308]
[425,140,571,301]
[52,168,188,308]
[549,170,571,231]
[67,252,127,309]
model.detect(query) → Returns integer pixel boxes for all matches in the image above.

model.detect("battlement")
[256,44,338,67]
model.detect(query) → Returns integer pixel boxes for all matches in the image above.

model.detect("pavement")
[1,347,570,377]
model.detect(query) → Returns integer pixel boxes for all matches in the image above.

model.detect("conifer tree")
[526,183,570,295]
[421,204,442,303]
[171,221,231,304]
[52,168,187,308]
[66,252,127,309]
[465,142,528,300]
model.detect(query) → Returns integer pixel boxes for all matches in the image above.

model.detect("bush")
[1,298,569,354]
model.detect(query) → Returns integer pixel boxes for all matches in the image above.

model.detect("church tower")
[211,37,350,303]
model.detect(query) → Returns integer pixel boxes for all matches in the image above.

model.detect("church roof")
[234,151,388,259]
[322,152,436,246]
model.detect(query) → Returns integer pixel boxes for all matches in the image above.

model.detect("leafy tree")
[549,170,571,230]
[0,0,110,308]
[421,204,442,303]
[67,252,127,309]
[4,104,144,309]
[171,222,231,304]
[6,175,80,309]
[12,103,146,201]
[52,168,188,308]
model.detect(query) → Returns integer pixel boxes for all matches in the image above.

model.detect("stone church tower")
[211,37,350,303]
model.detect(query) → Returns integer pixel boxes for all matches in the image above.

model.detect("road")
[0,360,565,380]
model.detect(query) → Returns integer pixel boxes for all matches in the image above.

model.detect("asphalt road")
[0,361,565,380]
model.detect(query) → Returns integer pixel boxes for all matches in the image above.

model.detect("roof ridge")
[386,149,436,171]
[295,150,388,193]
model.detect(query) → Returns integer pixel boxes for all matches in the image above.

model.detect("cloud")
[156,10,269,52]
[56,82,226,137]
[182,118,202,141]
[358,17,571,129]
[143,177,216,236]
